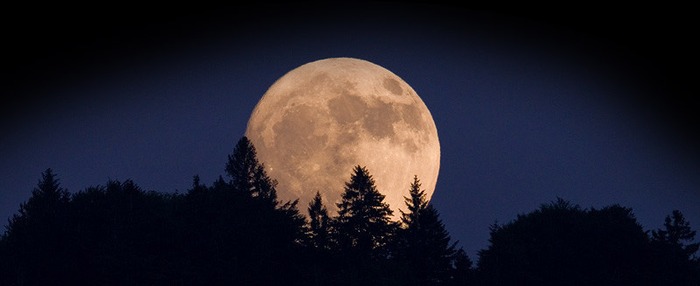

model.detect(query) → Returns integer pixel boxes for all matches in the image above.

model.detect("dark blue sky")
[2,4,698,259]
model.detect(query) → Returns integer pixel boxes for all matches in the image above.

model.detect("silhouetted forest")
[1,136,698,285]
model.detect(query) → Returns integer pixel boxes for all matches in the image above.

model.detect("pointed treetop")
[307,191,331,249]
[334,165,396,256]
[652,209,699,258]
[31,168,69,203]
[400,175,428,226]
[34,168,61,194]
[308,191,328,216]
[226,136,259,188]
[344,165,376,192]
[225,136,278,204]
[337,165,392,218]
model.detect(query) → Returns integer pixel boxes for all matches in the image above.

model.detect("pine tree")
[395,175,458,285]
[16,168,71,220]
[225,136,278,206]
[400,175,429,227]
[652,210,700,260]
[649,210,700,285]
[307,191,332,250]
[6,168,70,239]
[300,192,335,286]
[450,248,474,286]
[222,137,308,284]
[334,165,396,258]
[3,168,72,285]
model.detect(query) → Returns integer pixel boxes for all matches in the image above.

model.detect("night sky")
[2,4,698,259]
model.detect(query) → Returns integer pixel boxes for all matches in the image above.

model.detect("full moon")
[245,57,440,218]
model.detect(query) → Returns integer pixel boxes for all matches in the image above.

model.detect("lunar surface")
[245,57,440,218]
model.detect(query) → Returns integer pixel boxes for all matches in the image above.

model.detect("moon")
[245,57,440,218]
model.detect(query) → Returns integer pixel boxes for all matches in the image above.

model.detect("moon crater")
[383,77,403,95]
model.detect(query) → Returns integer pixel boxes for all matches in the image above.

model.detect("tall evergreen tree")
[649,210,700,285]
[450,248,474,286]
[225,136,278,205]
[652,210,700,260]
[331,166,398,285]
[400,175,429,227]
[307,191,332,250]
[13,168,71,222]
[224,136,305,244]
[222,136,307,284]
[334,165,396,259]
[394,175,458,285]
[299,192,335,286]
[2,168,71,285]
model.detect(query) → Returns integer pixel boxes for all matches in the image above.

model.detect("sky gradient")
[2,4,698,259]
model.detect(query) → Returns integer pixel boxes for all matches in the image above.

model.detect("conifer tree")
[189,175,207,195]
[222,137,307,284]
[649,210,700,285]
[334,165,396,259]
[3,168,71,285]
[395,175,458,285]
[400,175,429,227]
[225,136,278,205]
[450,248,474,286]
[307,191,332,250]
[652,210,700,260]
[15,168,71,221]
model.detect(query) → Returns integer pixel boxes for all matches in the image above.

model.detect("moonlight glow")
[245,57,440,218]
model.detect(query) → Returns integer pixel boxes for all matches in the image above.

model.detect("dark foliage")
[0,138,307,286]
[334,165,396,257]
[225,136,278,205]
[476,198,700,286]
[652,210,700,259]
[332,165,400,285]
[648,210,700,285]
[1,139,696,285]
[393,175,460,286]
[450,248,474,286]
[305,191,332,251]
[1,168,71,285]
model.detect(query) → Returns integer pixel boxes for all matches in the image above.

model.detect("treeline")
[1,136,698,285]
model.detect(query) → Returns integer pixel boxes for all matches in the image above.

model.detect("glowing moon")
[245,57,440,218]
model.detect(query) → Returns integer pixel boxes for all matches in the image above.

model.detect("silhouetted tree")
[450,248,474,286]
[477,198,652,285]
[335,165,396,256]
[1,172,185,285]
[333,165,398,285]
[297,191,336,286]
[71,179,179,284]
[2,168,71,285]
[400,175,429,226]
[277,198,307,237]
[7,168,70,230]
[194,136,308,285]
[178,174,228,284]
[648,210,700,285]
[225,136,278,205]
[652,210,700,260]
[393,175,459,285]
[7,163,700,285]
[307,191,332,250]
